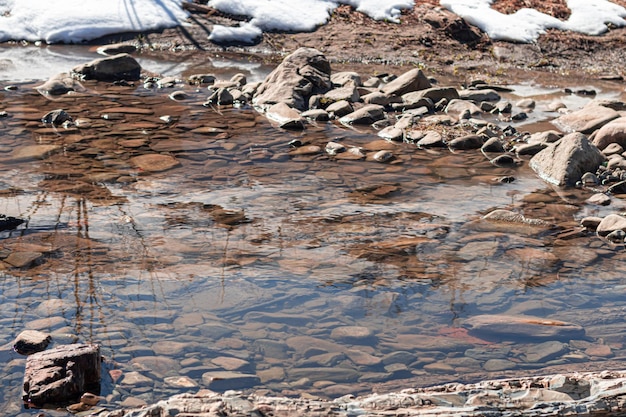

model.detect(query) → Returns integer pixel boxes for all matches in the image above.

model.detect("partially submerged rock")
[552,104,620,134]
[463,314,586,341]
[596,214,626,237]
[23,343,101,408]
[72,53,141,81]
[266,102,305,130]
[13,330,51,355]
[530,132,605,186]
[35,73,84,96]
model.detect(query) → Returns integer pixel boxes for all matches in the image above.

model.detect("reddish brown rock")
[23,343,101,408]
[463,314,585,341]
[13,330,51,355]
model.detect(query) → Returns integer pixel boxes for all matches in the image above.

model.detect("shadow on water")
[1,54,626,413]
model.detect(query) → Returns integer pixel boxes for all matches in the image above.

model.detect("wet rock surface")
[23,344,101,408]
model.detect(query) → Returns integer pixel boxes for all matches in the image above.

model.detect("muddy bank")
[86,2,626,82]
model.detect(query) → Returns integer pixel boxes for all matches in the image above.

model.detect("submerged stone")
[72,53,141,81]
[463,314,585,341]
[130,154,181,173]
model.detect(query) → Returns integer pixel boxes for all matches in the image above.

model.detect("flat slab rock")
[463,314,586,341]
[88,370,626,417]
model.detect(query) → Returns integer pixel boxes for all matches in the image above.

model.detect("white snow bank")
[207,0,414,44]
[0,0,624,46]
[0,0,188,43]
[440,0,626,43]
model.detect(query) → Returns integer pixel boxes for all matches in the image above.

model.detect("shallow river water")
[1,45,626,415]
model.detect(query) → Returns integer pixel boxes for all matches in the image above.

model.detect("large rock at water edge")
[72,53,141,81]
[253,48,331,111]
[530,132,605,186]
[23,344,101,407]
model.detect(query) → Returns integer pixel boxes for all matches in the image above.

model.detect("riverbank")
[90,1,626,82]
[3,2,626,416]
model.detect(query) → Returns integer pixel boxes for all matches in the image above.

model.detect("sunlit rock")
[23,344,101,408]
[530,132,605,186]
[13,330,51,355]
[380,68,431,97]
[253,48,331,111]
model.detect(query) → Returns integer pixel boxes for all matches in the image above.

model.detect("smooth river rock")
[72,53,142,81]
[530,132,605,186]
[13,330,52,355]
[463,314,585,341]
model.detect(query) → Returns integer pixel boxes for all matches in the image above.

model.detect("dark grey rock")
[448,134,484,150]
[72,53,141,81]
[481,137,505,153]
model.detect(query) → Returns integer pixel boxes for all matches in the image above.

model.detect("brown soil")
[491,0,573,20]
[107,0,626,83]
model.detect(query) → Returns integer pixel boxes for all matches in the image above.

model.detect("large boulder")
[253,48,332,111]
[592,117,626,150]
[72,53,141,81]
[530,132,605,186]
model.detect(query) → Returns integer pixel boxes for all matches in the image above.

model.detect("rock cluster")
[87,370,626,417]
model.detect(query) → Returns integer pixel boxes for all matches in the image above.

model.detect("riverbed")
[1,44,626,415]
